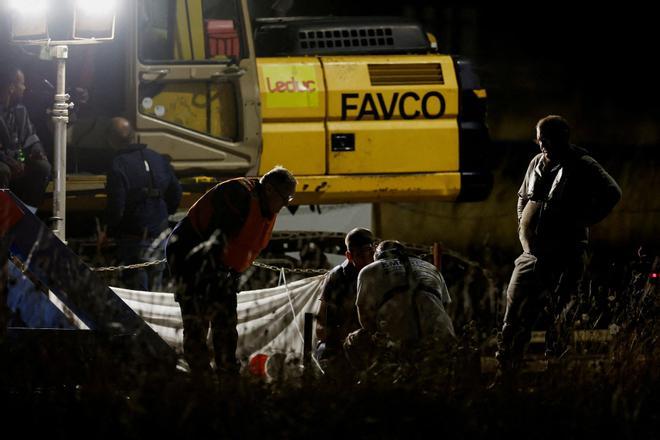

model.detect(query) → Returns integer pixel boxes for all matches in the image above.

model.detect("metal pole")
[0,235,9,339]
[433,242,442,272]
[50,46,70,242]
[303,312,314,372]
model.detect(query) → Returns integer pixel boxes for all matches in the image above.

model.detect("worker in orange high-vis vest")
[166,166,296,383]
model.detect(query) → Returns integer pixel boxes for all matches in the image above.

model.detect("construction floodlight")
[8,0,49,41]
[73,0,117,40]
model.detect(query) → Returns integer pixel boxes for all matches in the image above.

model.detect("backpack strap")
[376,253,424,340]
[139,148,162,199]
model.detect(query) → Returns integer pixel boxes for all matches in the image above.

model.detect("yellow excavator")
[40,0,491,213]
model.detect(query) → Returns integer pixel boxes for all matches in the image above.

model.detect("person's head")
[374,240,407,261]
[0,65,26,105]
[108,117,134,149]
[345,227,375,271]
[260,165,297,215]
[300,241,328,268]
[535,115,570,162]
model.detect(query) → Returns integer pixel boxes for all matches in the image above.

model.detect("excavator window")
[139,0,244,63]
[136,0,243,141]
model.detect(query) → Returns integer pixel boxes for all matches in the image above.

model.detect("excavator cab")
[61,0,490,212]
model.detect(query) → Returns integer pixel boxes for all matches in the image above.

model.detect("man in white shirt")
[344,240,455,375]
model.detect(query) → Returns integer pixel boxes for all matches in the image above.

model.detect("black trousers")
[177,272,240,376]
[166,218,241,377]
[498,248,586,368]
[0,157,51,208]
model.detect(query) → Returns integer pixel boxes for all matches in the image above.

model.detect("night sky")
[255,2,658,146]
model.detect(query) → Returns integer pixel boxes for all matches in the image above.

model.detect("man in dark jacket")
[315,227,375,375]
[0,65,51,212]
[166,166,296,382]
[105,117,182,291]
[495,115,621,383]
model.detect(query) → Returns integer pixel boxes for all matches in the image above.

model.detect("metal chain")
[89,258,329,274]
[252,261,329,275]
[85,231,472,274]
[90,258,167,272]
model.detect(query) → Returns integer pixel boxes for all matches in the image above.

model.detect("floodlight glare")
[8,0,47,14]
[9,0,48,41]
[73,0,117,40]
[75,0,117,15]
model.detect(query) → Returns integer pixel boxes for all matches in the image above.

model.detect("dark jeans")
[166,220,241,376]
[0,158,51,208]
[497,248,586,369]
[116,238,165,291]
[177,270,240,377]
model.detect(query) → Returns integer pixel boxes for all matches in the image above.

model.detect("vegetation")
[1,244,657,439]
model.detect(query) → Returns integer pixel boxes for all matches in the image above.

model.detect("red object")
[205,19,240,58]
[433,242,442,271]
[650,273,659,279]
[248,353,269,377]
[188,178,276,273]
[0,191,25,236]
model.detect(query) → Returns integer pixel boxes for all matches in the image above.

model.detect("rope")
[279,268,325,375]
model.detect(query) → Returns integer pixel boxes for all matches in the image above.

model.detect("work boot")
[216,362,240,396]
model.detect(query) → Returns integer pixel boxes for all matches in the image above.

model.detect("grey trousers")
[498,249,586,368]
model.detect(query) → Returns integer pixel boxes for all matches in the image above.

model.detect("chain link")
[89,258,329,274]
[90,258,167,272]
[86,231,470,274]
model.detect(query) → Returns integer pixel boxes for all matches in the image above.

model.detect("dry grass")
[1,249,657,439]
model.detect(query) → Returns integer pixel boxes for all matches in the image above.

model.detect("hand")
[5,156,25,176]
[73,87,89,105]
[96,228,109,253]
[29,149,46,162]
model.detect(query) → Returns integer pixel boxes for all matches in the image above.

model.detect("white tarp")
[112,274,325,360]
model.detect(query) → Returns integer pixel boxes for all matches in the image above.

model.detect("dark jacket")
[316,260,361,354]
[165,177,269,277]
[517,145,621,254]
[106,144,182,238]
[187,178,268,242]
[0,103,45,163]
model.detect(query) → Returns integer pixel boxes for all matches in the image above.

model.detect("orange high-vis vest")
[187,178,276,273]
[222,195,275,272]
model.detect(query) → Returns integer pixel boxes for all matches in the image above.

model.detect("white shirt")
[356,257,454,346]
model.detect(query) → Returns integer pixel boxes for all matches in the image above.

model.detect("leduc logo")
[261,64,319,108]
[341,92,446,120]
[266,77,316,93]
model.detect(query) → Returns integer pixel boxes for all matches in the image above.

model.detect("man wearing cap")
[315,227,375,373]
[166,165,296,383]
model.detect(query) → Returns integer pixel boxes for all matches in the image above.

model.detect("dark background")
[256,2,657,256]
[1,2,657,254]
[252,2,658,146]
[3,3,657,145]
